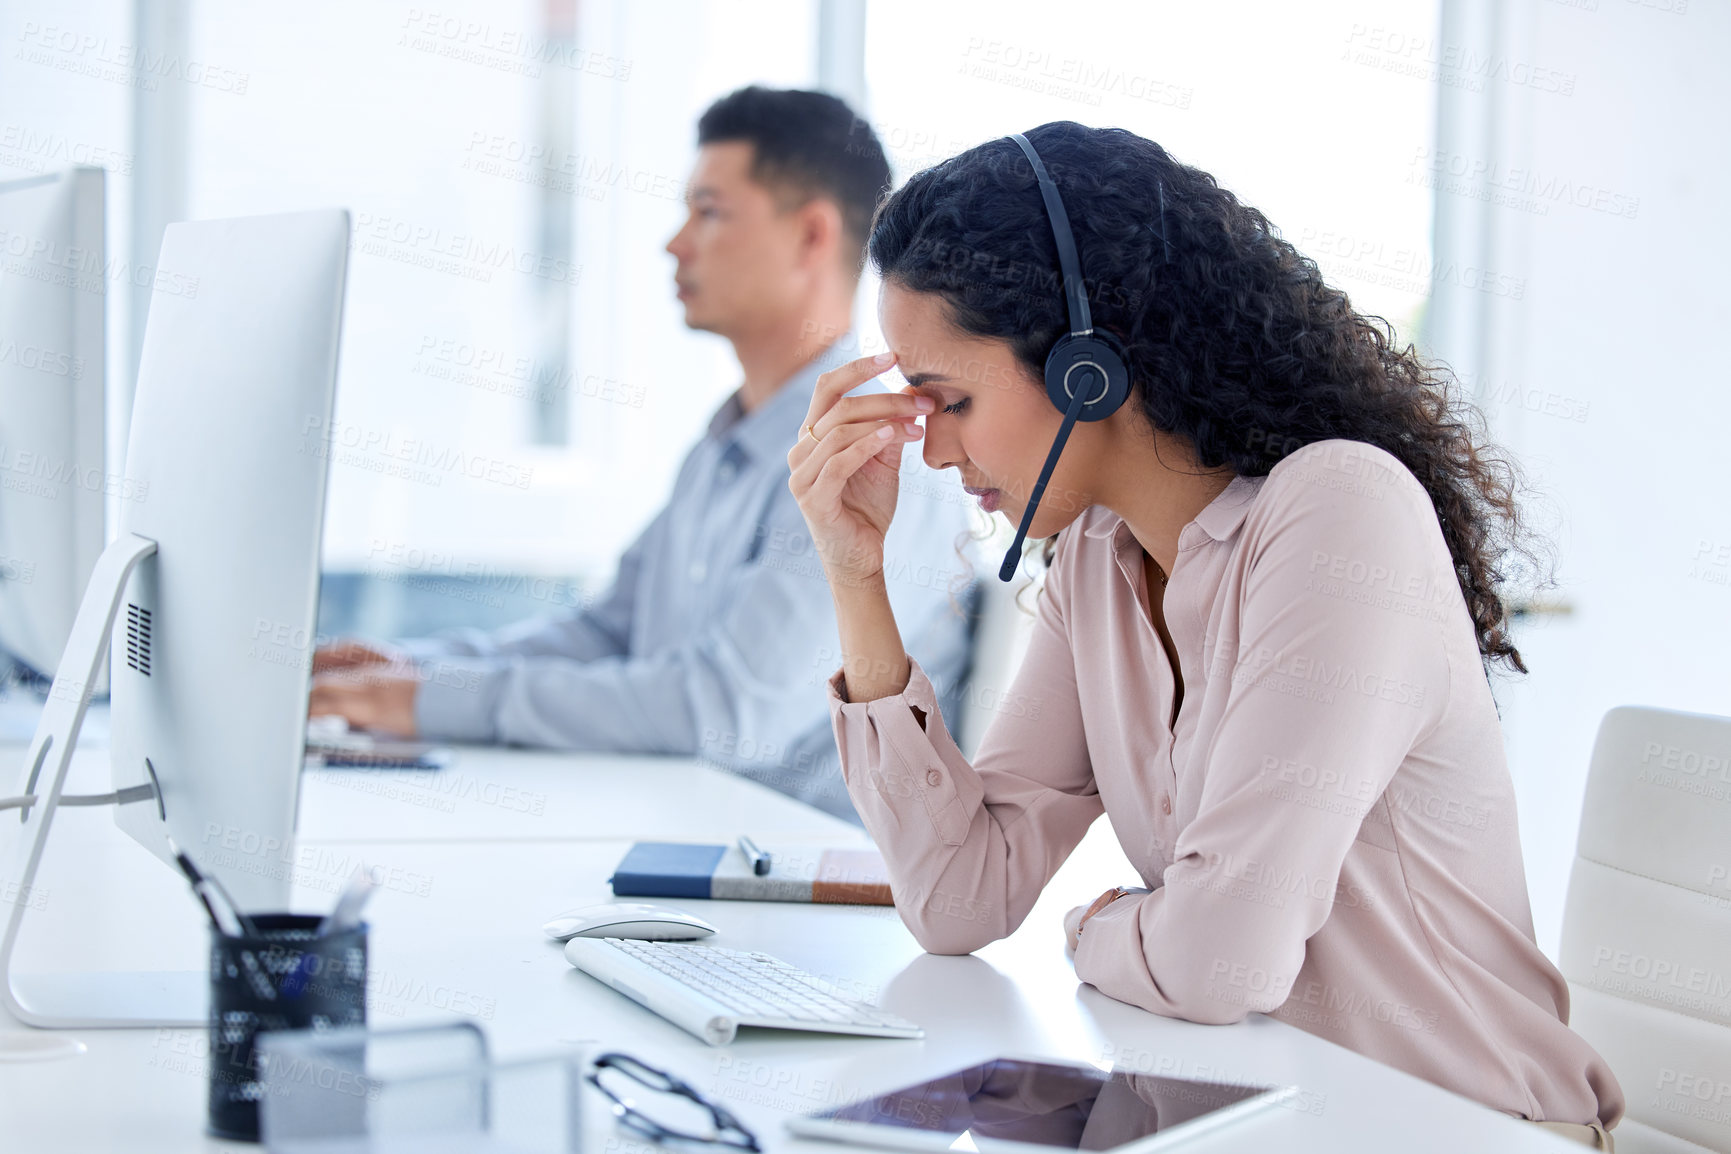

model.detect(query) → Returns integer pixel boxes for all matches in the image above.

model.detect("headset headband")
[1007,132,1092,336]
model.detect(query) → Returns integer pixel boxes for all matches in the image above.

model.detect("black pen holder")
[207,913,368,1142]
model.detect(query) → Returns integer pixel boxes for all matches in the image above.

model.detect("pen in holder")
[207,914,368,1142]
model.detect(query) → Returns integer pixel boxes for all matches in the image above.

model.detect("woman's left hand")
[1066,887,1130,952]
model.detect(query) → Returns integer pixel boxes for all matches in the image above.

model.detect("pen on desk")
[737,836,771,876]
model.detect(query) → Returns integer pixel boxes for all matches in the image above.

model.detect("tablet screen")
[811,1058,1276,1151]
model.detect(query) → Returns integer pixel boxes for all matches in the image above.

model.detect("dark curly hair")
[869,122,1543,673]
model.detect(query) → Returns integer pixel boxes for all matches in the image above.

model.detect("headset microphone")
[996,131,1132,582]
[999,375,1090,581]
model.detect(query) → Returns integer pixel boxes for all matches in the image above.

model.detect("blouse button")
[926,769,944,788]
[1159,794,1173,815]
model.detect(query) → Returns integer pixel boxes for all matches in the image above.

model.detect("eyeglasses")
[587,1051,762,1152]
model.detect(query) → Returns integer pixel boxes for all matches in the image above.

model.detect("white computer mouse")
[542,902,717,942]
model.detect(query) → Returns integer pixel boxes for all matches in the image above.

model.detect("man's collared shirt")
[407,340,978,820]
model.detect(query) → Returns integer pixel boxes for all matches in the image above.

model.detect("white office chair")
[955,573,1037,760]
[1559,706,1731,1154]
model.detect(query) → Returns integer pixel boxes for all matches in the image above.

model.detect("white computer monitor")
[1,207,348,1027]
[108,209,349,910]
[0,168,105,681]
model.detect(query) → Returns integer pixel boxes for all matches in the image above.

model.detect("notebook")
[609,841,893,905]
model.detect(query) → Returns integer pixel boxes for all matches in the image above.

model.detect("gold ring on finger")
[803,423,821,445]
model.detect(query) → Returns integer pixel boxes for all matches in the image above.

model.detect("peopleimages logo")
[460,132,683,204]
[0,226,199,298]
[1634,738,1731,803]
[957,38,1194,109]
[1225,648,1429,709]
[0,442,148,503]
[1588,946,1731,1018]
[0,123,134,174]
[397,9,632,81]
[14,21,250,94]
[1639,740,1731,782]
[1653,1068,1731,1128]
[0,338,84,379]
[1194,851,1375,910]
[412,335,646,409]
[1298,226,1526,300]
[1206,960,1439,1033]
[1410,146,1640,220]
[350,212,581,287]
[299,416,534,491]
[1341,24,1577,96]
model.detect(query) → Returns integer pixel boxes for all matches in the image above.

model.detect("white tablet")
[784,1057,1296,1154]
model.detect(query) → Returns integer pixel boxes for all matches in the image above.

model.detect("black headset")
[995,132,1133,582]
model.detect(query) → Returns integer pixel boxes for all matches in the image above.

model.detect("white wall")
[1427,0,1730,957]
[180,0,815,581]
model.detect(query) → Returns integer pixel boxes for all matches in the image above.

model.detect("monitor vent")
[125,604,152,676]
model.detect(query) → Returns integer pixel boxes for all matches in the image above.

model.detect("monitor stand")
[0,532,205,1028]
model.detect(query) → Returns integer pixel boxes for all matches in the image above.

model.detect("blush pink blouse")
[827,439,1622,1127]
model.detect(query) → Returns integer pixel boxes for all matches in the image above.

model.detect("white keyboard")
[563,937,923,1046]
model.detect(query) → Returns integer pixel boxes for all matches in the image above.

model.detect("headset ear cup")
[1043,332,1131,422]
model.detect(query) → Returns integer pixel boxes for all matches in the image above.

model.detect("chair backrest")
[1559,706,1731,1153]
[955,574,1037,761]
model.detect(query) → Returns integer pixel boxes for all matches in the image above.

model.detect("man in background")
[309,87,976,821]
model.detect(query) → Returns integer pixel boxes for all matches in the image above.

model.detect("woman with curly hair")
[786,122,1622,1149]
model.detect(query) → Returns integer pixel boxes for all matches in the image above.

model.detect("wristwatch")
[1076,886,1138,938]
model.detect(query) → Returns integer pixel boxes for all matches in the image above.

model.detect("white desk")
[0,739,1584,1153]
[297,749,874,845]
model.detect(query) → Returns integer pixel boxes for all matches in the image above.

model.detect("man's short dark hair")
[697,86,891,269]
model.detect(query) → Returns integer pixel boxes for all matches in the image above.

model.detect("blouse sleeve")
[827,537,1104,954]
[1071,461,1452,1023]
